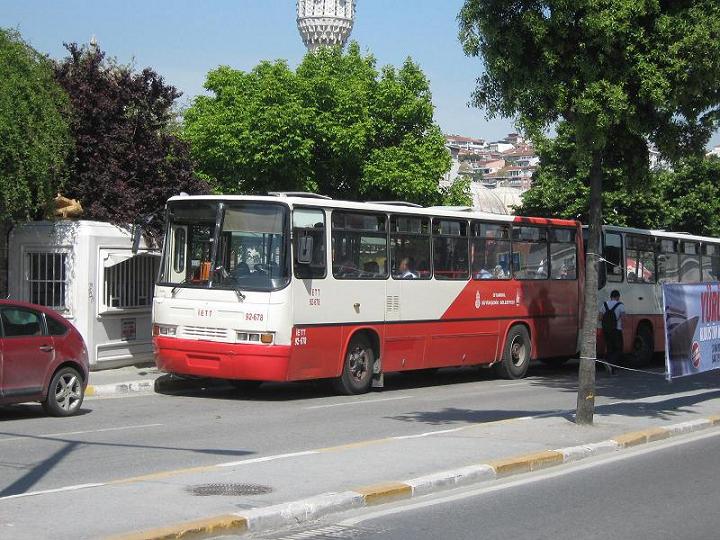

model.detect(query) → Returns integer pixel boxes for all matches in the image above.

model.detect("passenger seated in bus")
[475,267,493,279]
[399,257,418,279]
[493,265,506,279]
[363,261,380,276]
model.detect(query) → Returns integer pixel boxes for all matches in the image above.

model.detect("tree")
[183,43,451,206]
[521,127,720,237]
[0,28,71,223]
[54,43,209,237]
[0,28,71,295]
[459,1,720,424]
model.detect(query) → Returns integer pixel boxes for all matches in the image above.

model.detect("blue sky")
[2,0,718,147]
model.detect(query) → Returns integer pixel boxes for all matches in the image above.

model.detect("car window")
[1,308,45,338]
[46,315,69,336]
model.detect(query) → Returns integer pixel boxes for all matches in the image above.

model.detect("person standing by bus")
[600,290,625,373]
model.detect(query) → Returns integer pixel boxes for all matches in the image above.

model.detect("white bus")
[597,225,720,365]
[152,193,584,394]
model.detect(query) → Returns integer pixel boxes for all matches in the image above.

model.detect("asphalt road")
[255,429,720,540]
[0,361,717,499]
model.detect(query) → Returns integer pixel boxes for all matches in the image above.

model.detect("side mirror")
[297,235,314,265]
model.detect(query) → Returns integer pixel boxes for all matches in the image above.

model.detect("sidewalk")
[3,385,720,539]
[85,364,227,397]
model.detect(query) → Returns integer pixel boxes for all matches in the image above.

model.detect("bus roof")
[600,224,720,245]
[166,194,579,228]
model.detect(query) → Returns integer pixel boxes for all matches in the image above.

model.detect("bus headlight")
[153,324,177,337]
[236,331,274,345]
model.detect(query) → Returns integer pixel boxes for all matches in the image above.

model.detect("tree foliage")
[184,43,451,205]
[0,28,71,222]
[459,0,720,423]
[54,43,209,234]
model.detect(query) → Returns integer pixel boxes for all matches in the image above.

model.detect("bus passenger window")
[603,232,623,283]
[293,208,326,279]
[702,244,720,282]
[391,216,431,280]
[433,220,469,281]
[512,226,548,280]
[549,228,577,280]
[331,212,388,280]
[681,242,701,282]
[626,235,656,284]
[657,239,679,283]
[471,222,511,280]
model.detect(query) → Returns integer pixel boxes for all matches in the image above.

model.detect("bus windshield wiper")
[171,277,193,296]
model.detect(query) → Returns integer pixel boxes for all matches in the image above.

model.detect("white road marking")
[0,423,164,443]
[498,381,528,387]
[305,396,414,410]
[340,428,720,527]
[218,451,319,467]
[0,483,104,501]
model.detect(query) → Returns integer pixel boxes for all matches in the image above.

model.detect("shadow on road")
[0,430,255,498]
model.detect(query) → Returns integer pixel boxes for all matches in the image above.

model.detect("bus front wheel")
[493,326,531,380]
[334,335,375,395]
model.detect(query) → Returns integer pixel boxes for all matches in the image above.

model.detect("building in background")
[297,0,356,50]
[443,133,538,212]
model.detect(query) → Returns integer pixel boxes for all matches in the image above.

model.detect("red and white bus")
[596,225,720,365]
[152,193,584,394]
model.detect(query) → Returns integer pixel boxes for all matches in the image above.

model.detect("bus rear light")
[260,333,274,344]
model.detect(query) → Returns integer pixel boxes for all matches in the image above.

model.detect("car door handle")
[39,345,54,353]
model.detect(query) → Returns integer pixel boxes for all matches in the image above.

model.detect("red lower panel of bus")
[154,337,292,381]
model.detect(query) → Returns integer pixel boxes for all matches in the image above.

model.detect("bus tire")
[333,335,375,395]
[493,326,531,380]
[630,325,654,367]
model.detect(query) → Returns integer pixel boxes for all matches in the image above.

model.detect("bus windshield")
[160,201,290,292]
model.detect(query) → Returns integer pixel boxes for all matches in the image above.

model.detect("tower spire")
[297,0,356,51]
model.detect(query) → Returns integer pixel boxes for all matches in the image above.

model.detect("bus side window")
[603,232,623,284]
[471,222,511,280]
[293,208,326,279]
[702,244,720,282]
[390,216,431,280]
[549,228,577,280]
[331,212,388,280]
[433,219,469,281]
[680,241,701,282]
[512,226,548,280]
[626,235,656,284]
[657,238,679,283]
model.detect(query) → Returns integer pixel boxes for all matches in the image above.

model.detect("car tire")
[333,335,375,395]
[42,366,84,417]
[493,326,531,380]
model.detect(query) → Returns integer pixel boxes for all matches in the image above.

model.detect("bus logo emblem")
[475,291,482,309]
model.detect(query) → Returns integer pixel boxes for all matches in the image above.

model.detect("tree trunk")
[576,150,603,425]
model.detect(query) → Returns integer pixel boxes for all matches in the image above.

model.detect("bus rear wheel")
[334,335,374,395]
[493,326,531,380]
[630,325,654,368]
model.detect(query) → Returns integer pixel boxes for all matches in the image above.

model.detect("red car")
[0,300,89,416]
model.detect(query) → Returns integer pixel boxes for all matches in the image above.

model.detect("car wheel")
[42,366,84,417]
[333,335,375,395]
[493,326,531,380]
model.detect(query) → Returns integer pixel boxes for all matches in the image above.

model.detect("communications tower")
[297,0,356,51]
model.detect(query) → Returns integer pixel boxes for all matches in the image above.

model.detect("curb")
[111,415,720,540]
[86,375,224,397]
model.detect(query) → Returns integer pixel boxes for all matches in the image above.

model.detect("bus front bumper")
[153,336,292,381]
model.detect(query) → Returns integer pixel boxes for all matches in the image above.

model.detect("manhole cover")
[187,483,272,496]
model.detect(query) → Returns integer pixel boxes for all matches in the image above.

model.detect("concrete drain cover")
[187,483,272,496]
